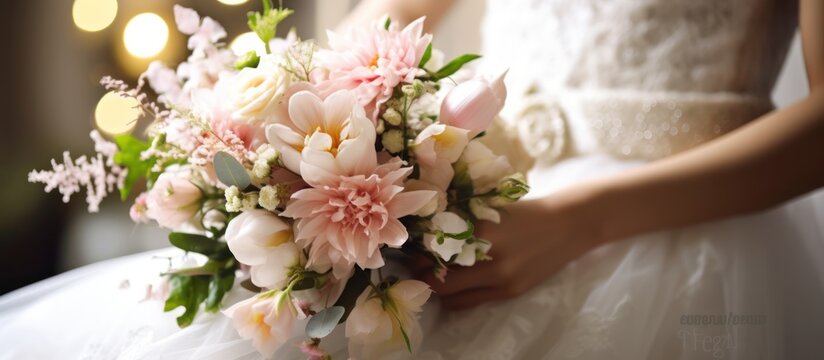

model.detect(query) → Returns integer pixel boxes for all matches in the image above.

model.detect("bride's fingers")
[439,287,507,310]
[419,261,498,296]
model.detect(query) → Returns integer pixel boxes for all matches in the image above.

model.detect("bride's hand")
[418,191,603,310]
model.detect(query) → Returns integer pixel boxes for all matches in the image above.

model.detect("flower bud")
[439,71,507,136]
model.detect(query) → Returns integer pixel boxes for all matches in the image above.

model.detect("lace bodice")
[480,0,798,162]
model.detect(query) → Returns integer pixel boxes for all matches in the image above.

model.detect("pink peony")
[281,158,436,279]
[316,17,432,120]
[439,71,507,137]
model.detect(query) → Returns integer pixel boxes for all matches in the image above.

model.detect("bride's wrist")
[537,181,610,251]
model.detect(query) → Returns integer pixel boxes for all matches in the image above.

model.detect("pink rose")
[145,167,202,229]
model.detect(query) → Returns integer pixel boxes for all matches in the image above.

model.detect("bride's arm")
[421,0,824,309]
[335,0,456,32]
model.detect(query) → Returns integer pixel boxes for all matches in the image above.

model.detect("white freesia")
[413,124,469,190]
[469,197,501,223]
[459,140,514,193]
[226,55,292,125]
[425,212,470,262]
[453,237,492,266]
[223,290,302,358]
[225,209,300,289]
[346,280,431,358]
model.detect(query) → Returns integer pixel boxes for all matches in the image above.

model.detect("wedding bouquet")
[30,2,528,358]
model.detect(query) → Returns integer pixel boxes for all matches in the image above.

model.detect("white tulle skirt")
[2,153,823,360]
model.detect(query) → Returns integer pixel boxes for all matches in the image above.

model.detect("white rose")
[226,55,291,125]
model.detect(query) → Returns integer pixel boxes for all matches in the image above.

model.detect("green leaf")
[333,267,370,323]
[213,151,251,189]
[164,275,210,327]
[383,16,392,30]
[205,271,235,312]
[431,54,482,81]
[168,232,221,256]
[418,42,432,68]
[113,134,151,200]
[305,306,345,339]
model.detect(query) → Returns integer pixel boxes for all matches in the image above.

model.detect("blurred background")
[0,0,808,294]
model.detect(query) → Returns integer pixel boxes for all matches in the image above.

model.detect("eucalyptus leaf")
[213,151,251,189]
[431,54,481,81]
[306,306,345,339]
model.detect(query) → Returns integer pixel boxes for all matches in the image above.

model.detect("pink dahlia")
[316,17,432,120]
[281,158,436,278]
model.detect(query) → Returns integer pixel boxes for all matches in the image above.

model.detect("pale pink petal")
[386,190,437,218]
[288,91,325,133]
[173,5,200,34]
[380,219,409,248]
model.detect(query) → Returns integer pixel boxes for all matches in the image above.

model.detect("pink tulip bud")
[439,70,507,136]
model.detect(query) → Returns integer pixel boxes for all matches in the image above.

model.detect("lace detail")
[483,0,797,161]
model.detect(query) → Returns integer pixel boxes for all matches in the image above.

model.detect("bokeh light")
[72,0,118,32]
[217,0,249,5]
[230,32,267,57]
[123,13,169,58]
[95,92,141,135]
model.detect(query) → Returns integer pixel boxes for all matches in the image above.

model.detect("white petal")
[432,212,469,234]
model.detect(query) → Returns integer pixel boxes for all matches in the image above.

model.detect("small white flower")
[225,185,243,212]
[453,238,491,266]
[258,185,282,211]
[381,129,405,154]
[241,192,259,211]
[424,212,470,262]
[382,108,402,126]
[459,140,514,193]
[469,198,501,223]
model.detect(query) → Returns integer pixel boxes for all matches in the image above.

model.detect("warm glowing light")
[230,32,267,57]
[72,0,118,32]
[218,0,249,5]
[123,13,169,58]
[95,92,141,135]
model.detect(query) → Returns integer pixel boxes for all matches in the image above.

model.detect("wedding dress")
[2,0,823,359]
